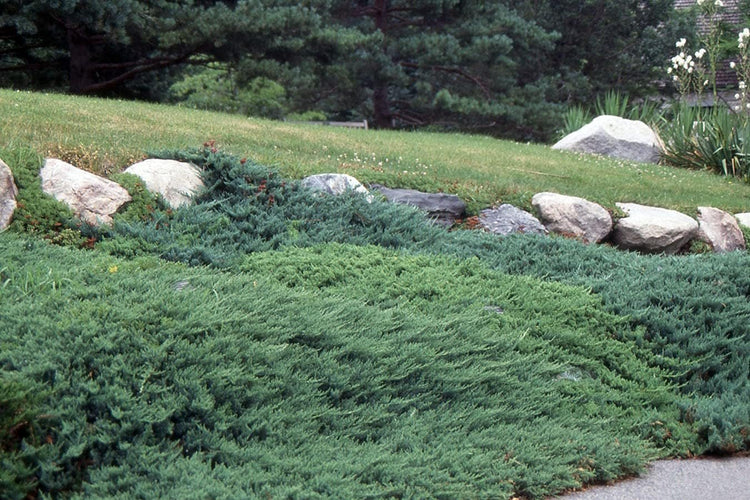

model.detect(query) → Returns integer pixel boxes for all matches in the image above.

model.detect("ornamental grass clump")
[660,0,750,181]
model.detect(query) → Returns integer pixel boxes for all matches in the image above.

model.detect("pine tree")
[516,0,678,101]
[0,0,335,97]
[326,0,559,138]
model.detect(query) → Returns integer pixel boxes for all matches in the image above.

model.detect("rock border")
[0,158,747,254]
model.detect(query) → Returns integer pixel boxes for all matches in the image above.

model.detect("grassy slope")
[1,89,750,214]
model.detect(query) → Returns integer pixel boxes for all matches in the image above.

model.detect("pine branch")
[79,53,192,93]
[399,61,492,99]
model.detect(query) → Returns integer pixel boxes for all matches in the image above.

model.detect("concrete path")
[551,456,750,500]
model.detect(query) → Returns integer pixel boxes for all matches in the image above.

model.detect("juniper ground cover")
[1,95,749,499]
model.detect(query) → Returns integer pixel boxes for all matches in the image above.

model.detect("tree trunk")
[372,0,393,128]
[373,85,394,128]
[67,28,95,94]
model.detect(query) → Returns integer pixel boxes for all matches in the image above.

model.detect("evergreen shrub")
[99,147,443,266]
[0,234,688,498]
[0,374,54,500]
[1,146,84,246]
[96,148,749,454]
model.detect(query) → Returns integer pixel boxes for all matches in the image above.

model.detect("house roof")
[675,0,743,33]
[675,0,745,88]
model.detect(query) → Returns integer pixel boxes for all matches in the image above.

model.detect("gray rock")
[479,204,548,236]
[302,173,373,202]
[40,158,131,226]
[371,185,466,227]
[613,203,698,254]
[124,159,204,208]
[531,192,612,243]
[696,207,746,252]
[0,158,18,231]
[736,212,750,229]
[552,115,662,164]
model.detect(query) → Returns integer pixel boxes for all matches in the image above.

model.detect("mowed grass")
[2,89,750,214]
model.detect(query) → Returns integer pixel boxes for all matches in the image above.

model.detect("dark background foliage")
[0,0,689,141]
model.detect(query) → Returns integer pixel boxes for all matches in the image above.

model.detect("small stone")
[735,213,750,229]
[124,159,204,208]
[697,207,745,253]
[552,115,662,163]
[479,204,548,236]
[0,158,18,231]
[371,185,466,227]
[613,203,698,254]
[302,173,373,202]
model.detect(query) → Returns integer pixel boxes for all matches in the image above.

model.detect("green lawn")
[2,89,750,214]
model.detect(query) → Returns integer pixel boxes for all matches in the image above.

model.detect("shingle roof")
[675,0,743,32]
[675,0,744,88]
[674,0,695,8]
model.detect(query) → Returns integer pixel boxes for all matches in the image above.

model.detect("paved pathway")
[551,456,750,500]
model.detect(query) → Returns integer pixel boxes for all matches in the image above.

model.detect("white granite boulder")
[553,115,662,164]
[124,159,204,208]
[613,203,698,254]
[479,204,548,236]
[696,207,746,253]
[41,158,131,226]
[531,192,612,243]
[301,173,373,202]
[0,158,18,230]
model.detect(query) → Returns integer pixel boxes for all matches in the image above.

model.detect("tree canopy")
[0,0,684,141]
[0,0,336,96]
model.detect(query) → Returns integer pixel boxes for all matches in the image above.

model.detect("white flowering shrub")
[660,1,750,182]
[668,38,709,97]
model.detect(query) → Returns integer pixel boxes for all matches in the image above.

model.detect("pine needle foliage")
[1,234,686,499]
[0,374,54,500]
[94,149,750,455]
[0,146,84,246]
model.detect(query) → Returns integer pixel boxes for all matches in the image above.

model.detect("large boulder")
[123,159,204,208]
[613,203,698,254]
[0,158,18,231]
[531,192,612,243]
[371,185,466,227]
[479,204,548,236]
[41,158,131,226]
[552,115,662,164]
[696,207,746,253]
[301,173,373,201]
